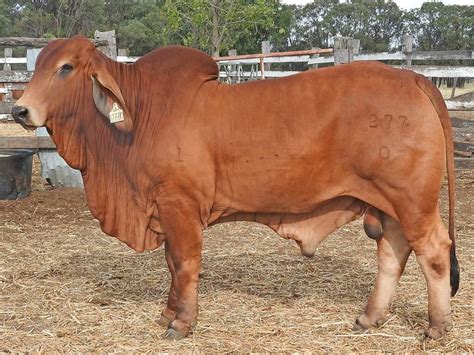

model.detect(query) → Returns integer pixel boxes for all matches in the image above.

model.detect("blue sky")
[281,0,473,9]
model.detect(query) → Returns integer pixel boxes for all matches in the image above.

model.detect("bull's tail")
[415,74,459,297]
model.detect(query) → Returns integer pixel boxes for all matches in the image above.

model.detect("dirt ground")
[0,123,473,352]
[438,81,474,100]
[0,122,35,137]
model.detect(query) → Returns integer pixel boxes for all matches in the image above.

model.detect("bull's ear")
[91,68,133,133]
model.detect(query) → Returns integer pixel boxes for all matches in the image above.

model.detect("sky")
[281,0,473,9]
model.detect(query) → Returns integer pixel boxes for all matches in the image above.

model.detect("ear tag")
[109,103,124,123]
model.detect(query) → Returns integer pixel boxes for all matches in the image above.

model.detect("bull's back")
[210,62,443,213]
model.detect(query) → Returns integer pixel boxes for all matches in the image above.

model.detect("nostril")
[11,105,29,122]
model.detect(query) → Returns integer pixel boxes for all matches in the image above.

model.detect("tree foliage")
[0,0,12,37]
[404,2,473,51]
[0,0,472,56]
[164,0,281,56]
[5,0,105,37]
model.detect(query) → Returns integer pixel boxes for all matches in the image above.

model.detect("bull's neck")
[103,57,142,119]
[86,55,140,158]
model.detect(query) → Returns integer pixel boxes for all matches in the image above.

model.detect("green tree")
[164,0,280,56]
[0,0,12,37]
[291,0,403,52]
[6,0,105,38]
[405,3,473,51]
[294,0,338,49]
[112,1,177,55]
[355,0,403,52]
[0,0,472,57]
[322,0,403,52]
[270,3,296,51]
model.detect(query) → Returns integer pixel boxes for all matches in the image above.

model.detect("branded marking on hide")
[379,146,390,159]
[369,114,378,128]
[176,146,183,162]
[368,114,410,132]
[384,114,393,129]
[400,115,409,127]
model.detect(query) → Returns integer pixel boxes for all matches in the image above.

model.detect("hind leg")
[355,214,411,330]
[409,214,453,339]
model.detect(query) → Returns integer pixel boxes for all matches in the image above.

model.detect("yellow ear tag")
[109,102,124,123]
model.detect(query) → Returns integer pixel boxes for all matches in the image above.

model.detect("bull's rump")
[213,61,445,214]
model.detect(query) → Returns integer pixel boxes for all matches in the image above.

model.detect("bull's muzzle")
[11,105,33,129]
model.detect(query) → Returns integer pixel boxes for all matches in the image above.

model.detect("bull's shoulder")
[134,46,218,79]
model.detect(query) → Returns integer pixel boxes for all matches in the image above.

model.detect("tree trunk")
[211,0,220,57]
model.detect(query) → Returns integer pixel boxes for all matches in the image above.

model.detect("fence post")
[351,39,360,59]
[94,30,117,60]
[334,37,359,65]
[310,47,321,69]
[402,34,413,66]
[261,40,271,79]
[3,48,12,71]
[3,48,13,101]
[117,48,129,57]
[227,49,239,83]
[26,48,42,71]
[450,77,458,99]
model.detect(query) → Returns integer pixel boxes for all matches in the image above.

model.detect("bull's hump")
[136,46,218,79]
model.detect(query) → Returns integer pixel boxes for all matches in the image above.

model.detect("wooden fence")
[0,34,473,168]
[213,37,473,109]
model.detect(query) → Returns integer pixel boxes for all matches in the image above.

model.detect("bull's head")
[11,36,133,133]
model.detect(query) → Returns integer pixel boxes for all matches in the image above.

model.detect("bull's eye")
[59,63,73,76]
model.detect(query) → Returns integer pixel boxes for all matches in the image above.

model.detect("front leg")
[158,241,179,327]
[159,202,204,340]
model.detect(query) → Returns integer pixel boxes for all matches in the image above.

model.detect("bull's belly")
[214,154,353,214]
[210,147,373,256]
[210,196,367,257]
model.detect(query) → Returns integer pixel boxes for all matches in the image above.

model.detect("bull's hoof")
[354,314,371,331]
[424,322,453,340]
[158,312,175,327]
[163,319,193,340]
[353,314,388,332]
[301,250,315,258]
[352,321,366,332]
[294,241,315,258]
[163,327,188,340]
